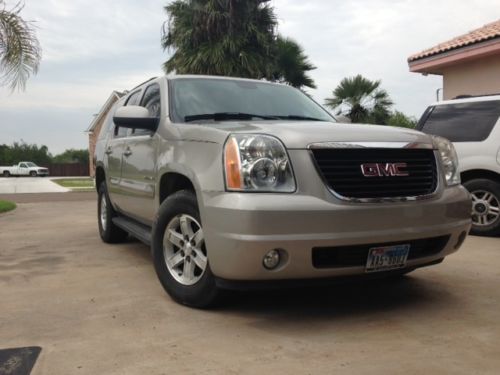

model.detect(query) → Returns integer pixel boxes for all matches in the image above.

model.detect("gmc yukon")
[94,75,471,307]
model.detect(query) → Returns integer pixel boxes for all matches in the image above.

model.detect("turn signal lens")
[224,136,242,189]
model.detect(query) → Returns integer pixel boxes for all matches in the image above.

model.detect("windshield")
[26,162,37,167]
[169,78,334,123]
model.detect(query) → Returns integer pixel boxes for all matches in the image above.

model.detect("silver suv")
[94,75,471,307]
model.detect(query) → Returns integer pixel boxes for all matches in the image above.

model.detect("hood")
[176,121,434,149]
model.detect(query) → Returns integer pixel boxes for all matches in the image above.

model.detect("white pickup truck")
[1,162,49,177]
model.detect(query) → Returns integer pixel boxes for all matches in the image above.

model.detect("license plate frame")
[365,244,410,273]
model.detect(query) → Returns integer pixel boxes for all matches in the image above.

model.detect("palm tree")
[0,1,41,90]
[161,0,316,89]
[162,0,276,79]
[272,36,316,89]
[325,75,393,124]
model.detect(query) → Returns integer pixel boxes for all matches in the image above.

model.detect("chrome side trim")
[308,146,441,203]
[308,141,435,150]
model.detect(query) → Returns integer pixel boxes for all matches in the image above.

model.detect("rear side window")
[418,101,500,142]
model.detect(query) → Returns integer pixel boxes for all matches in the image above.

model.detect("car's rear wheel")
[152,190,220,308]
[30,171,37,177]
[463,179,500,236]
[2,171,9,177]
[97,183,128,243]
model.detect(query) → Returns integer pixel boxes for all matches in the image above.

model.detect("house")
[86,91,125,177]
[408,19,500,100]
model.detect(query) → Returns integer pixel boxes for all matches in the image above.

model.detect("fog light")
[263,249,280,270]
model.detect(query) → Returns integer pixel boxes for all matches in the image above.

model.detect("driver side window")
[20,163,27,168]
[132,83,161,136]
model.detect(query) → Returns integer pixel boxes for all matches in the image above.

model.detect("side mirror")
[113,106,160,131]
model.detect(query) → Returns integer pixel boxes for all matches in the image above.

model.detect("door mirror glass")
[113,106,160,131]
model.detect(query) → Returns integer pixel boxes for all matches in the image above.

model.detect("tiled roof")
[408,19,500,62]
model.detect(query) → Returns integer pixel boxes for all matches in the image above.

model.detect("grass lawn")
[0,200,16,214]
[52,178,94,191]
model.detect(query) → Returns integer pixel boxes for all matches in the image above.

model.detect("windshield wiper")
[184,112,278,122]
[274,115,325,121]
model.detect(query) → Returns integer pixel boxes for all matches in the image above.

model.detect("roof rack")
[129,77,158,91]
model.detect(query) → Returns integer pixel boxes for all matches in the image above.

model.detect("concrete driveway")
[0,177,69,194]
[0,195,499,374]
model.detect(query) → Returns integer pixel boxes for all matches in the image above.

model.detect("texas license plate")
[365,244,410,273]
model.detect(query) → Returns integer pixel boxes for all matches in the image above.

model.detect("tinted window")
[132,84,161,136]
[125,90,142,106]
[169,78,333,123]
[418,101,500,142]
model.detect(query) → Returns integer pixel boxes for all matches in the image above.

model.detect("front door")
[118,83,162,224]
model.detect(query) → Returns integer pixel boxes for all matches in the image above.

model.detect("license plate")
[366,244,410,273]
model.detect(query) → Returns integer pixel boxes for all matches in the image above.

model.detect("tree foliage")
[0,142,89,166]
[325,75,393,124]
[0,141,52,166]
[0,1,41,90]
[387,111,417,129]
[162,0,316,89]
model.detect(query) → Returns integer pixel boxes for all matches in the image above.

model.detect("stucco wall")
[442,54,500,100]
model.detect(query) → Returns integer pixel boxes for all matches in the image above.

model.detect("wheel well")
[159,173,196,203]
[95,167,105,191]
[461,169,500,184]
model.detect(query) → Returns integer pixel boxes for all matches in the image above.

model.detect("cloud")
[0,0,499,153]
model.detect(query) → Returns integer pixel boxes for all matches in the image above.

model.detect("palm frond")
[0,2,41,91]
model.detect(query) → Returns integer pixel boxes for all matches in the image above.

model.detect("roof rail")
[130,77,158,91]
[454,93,500,99]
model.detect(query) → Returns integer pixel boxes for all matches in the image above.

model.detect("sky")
[0,0,499,154]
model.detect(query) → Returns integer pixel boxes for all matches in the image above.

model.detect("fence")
[42,163,89,177]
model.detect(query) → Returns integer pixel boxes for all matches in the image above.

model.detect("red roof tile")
[408,19,500,62]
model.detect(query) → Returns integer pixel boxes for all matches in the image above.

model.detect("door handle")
[105,147,112,155]
[123,148,133,157]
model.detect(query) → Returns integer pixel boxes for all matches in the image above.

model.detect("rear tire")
[97,183,128,243]
[3,171,10,177]
[463,178,500,237]
[152,190,220,308]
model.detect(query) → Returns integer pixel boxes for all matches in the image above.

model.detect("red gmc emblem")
[360,163,409,177]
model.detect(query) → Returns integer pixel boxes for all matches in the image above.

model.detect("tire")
[2,171,9,178]
[152,190,220,308]
[463,178,500,237]
[30,171,37,177]
[97,183,128,243]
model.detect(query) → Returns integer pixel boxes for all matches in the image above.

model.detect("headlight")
[432,135,460,186]
[224,134,296,192]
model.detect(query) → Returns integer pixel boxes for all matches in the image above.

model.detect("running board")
[112,216,152,246]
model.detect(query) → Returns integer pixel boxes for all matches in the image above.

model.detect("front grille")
[312,236,450,269]
[311,148,438,199]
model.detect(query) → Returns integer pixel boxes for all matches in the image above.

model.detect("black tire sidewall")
[152,190,218,308]
[97,183,127,243]
[464,178,500,236]
[30,171,37,177]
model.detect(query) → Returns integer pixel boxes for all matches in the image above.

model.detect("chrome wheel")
[471,190,500,227]
[163,214,207,286]
[100,194,108,229]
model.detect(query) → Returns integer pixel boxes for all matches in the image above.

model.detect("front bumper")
[201,185,471,281]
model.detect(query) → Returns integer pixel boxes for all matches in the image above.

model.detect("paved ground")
[0,196,499,374]
[0,177,69,194]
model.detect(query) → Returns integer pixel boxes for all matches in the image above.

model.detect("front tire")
[464,178,500,237]
[97,183,128,243]
[30,171,37,177]
[152,190,220,308]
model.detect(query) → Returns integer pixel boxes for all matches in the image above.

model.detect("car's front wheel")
[464,179,500,236]
[152,190,220,308]
[30,171,37,177]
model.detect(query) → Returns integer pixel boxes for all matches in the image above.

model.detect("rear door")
[117,83,161,224]
[104,91,142,210]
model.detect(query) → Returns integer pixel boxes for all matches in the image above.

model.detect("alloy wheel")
[471,190,500,226]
